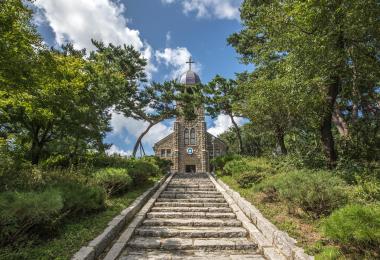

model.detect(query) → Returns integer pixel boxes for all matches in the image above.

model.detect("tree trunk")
[132,122,156,157]
[332,107,349,138]
[320,77,340,168]
[275,125,287,155]
[230,115,243,154]
[31,139,42,165]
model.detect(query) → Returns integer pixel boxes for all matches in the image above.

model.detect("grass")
[0,182,155,260]
[219,174,324,254]
[219,171,379,259]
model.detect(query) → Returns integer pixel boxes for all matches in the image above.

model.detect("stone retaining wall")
[72,173,173,260]
[213,176,314,260]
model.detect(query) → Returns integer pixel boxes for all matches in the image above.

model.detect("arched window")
[184,128,189,145]
[190,128,196,145]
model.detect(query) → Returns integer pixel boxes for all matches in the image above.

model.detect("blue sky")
[33,0,250,156]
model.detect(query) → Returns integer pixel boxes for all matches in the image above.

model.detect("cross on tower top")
[186,56,195,71]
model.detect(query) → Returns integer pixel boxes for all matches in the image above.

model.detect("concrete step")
[135,226,247,238]
[154,202,229,208]
[120,249,264,260]
[150,207,232,213]
[142,218,242,227]
[159,193,224,199]
[128,237,257,251]
[146,212,236,219]
[156,198,226,203]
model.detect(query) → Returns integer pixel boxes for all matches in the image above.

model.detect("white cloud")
[110,112,173,148]
[162,0,241,20]
[35,0,156,78]
[165,31,171,47]
[208,114,244,136]
[155,47,201,80]
[106,144,131,156]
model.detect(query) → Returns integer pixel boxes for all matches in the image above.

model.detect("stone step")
[166,188,217,192]
[128,237,257,251]
[142,218,242,227]
[135,226,247,238]
[159,193,224,199]
[154,202,229,208]
[146,212,236,219]
[167,185,215,188]
[120,249,264,260]
[150,207,232,213]
[163,191,220,195]
[169,180,212,182]
[156,198,226,203]
[168,183,214,186]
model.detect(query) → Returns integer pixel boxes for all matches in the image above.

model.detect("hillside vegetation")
[213,155,379,259]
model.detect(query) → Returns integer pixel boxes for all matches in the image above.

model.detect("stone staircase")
[118,173,265,260]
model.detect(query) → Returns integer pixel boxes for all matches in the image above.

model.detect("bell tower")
[171,57,208,173]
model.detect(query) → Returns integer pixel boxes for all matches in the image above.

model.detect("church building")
[153,58,227,173]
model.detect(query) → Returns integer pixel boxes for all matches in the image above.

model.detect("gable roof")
[153,132,174,149]
[206,132,227,146]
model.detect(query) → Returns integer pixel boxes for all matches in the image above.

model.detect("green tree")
[219,123,273,156]
[205,75,244,153]
[229,0,380,167]
[0,3,148,164]
[0,0,41,93]
[130,81,179,157]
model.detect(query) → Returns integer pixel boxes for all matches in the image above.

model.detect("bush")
[211,154,242,171]
[94,168,132,196]
[127,160,158,185]
[55,181,106,215]
[323,204,380,251]
[273,170,348,218]
[351,176,380,203]
[235,171,264,188]
[314,247,343,260]
[84,153,131,169]
[0,189,63,245]
[224,159,250,176]
[224,157,273,187]
[253,175,280,202]
[224,157,275,176]
[141,156,172,175]
[40,154,72,169]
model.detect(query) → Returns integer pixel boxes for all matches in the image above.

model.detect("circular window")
[187,147,194,155]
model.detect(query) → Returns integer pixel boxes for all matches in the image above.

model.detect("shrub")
[0,189,63,245]
[224,157,275,176]
[55,181,106,215]
[351,176,380,203]
[314,247,343,260]
[127,160,158,185]
[40,154,71,169]
[224,157,272,187]
[141,156,172,175]
[235,171,264,188]
[323,204,380,251]
[94,168,133,196]
[255,176,280,202]
[224,159,250,176]
[211,154,242,171]
[274,170,348,218]
[84,153,131,169]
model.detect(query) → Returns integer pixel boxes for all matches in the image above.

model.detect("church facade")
[153,58,227,173]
